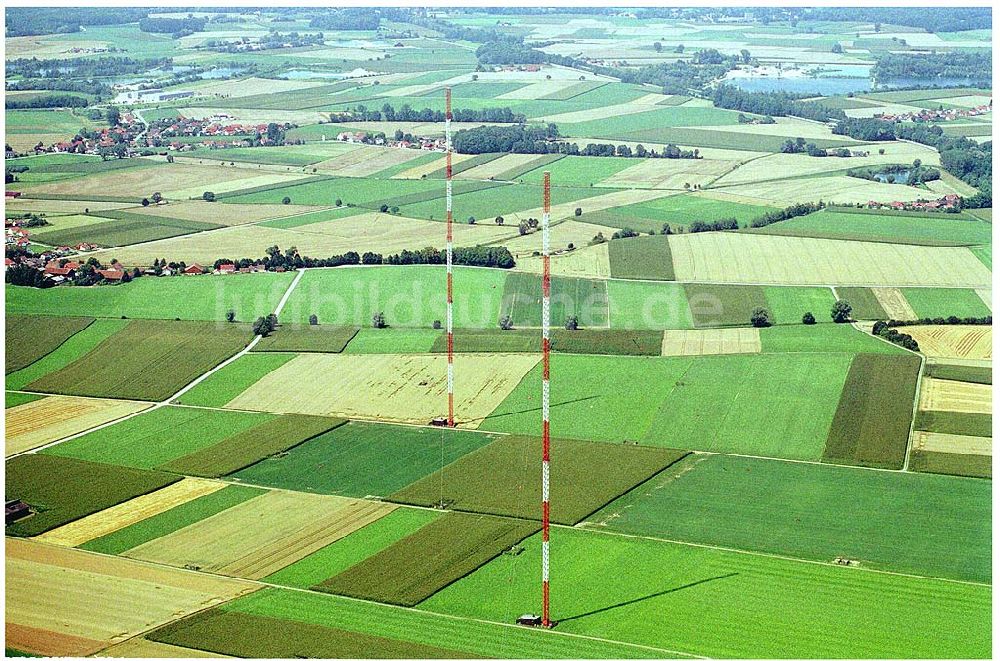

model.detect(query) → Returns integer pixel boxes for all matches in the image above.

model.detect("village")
[874,102,991,123]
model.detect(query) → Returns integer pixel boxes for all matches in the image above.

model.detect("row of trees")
[451,124,699,159]
[308,8,381,30]
[138,16,207,34]
[748,201,826,229]
[873,52,991,86]
[6,7,148,36]
[211,244,515,272]
[8,56,172,79]
[329,103,526,125]
[713,85,846,123]
[6,94,89,110]
[589,55,733,95]
[6,78,110,97]
[751,301,852,329]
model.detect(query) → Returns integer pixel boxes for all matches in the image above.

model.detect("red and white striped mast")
[445,87,455,428]
[541,171,552,628]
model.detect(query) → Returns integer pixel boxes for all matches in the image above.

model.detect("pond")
[871,168,914,184]
[727,76,873,95]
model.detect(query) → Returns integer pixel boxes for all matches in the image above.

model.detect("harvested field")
[126,491,396,580]
[6,314,93,374]
[871,288,917,321]
[905,325,992,360]
[6,454,181,537]
[81,485,264,556]
[660,328,761,356]
[515,241,611,279]
[147,608,473,659]
[232,421,496,497]
[314,146,430,178]
[913,431,991,456]
[500,220,617,259]
[668,232,992,287]
[35,477,225,547]
[5,395,151,457]
[823,354,922,469]
[393,152,474,179]
[600,157,738,189]
[123,201,327,226]
[976,288,992,310]
[586,454,991,583]
[26,320,251,401]
[23,163,266,201]
[224,353,539,427]
[253,325,359,354]
[455,153,549,181]
[909,451,991,479]
[5,538,257,657]
[919,378,992,414]
[392,436,688,525]
[317,512,540,606]
[159,415,345,478]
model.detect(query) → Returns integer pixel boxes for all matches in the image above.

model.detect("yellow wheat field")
[314,145,428,177]
[919,377,992,414]
[225,353,540,426]
[517,241,612,279]
[872,288,917,321]
[98,638,231,658]
[905,325,992,360]
[668,232,992,287]
[125,491,395,579]
[6,396,151,456]
[36,478,226,548]
[501,220,620,258]
[661,328,761,356]
[456,153,548,181]
[713,175,932,206]
[123,201,329,226]
[5,538,257,657]
[913,431,991,457]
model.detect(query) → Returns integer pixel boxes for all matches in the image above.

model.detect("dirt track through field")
[871,288,917,321]
[906,326,992,360]
[6,396,151,457]
[124,491,396,579]
[36,478,225,548]
[5,538,257,657]
[661,328,761,356]
[919,378,992,414]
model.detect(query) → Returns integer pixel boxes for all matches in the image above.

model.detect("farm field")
[587,453,990,582]
[4,8,993,660]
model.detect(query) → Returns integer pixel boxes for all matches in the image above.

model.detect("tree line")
[452,124,699,159]
[8,56,172,79]
[589,54,734,95]
[6,94,90,110]
[210,244,515,272]
[713,85,846,123]
[329,103,526,124]
[308,8,381,30]
[873,52,991,85]
[5,7,148,37]
[138,16,207,34]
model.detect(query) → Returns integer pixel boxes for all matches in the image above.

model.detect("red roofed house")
[216,263,236,274]
[183,263,204,275]
[97,269,124,281]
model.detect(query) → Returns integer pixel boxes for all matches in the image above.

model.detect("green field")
[253,324,359,353]
[317,512,540,606]
[683,283,768,327]
[923,363,992,385]
[232,421,498,497]
[970,244,991,268]
[192,142,359,166]
[223,175,493,208]
[392,436,688,524]
[5,454,180,537]
[909,451,991,479]
[589,454,990,582]
[25,320,251,401]
[606,280,694,329]
[595,194,776,233]
[901,287,993,319]
[6,273,296,322]
[5,314,93,374]
[5,392,43,408]
[266,508,441,589]
[758,323,906,355]
[500,272,609,328]
[155,587,665,659]
[342,328,441,353]
[398,182,608,222]
[560,106,743,139]
[753,209,994,246]
[43,406,273,469]
[431,328,665,356]
[79,484,265,555]
[914,410,992,437]
[419,528,990,659]
[175,352,295,407]
[835,286,887,320]
[517,155,638,186]
[5,318,129,391]
[822,354,921,469]
[763,286,837,324]
[281,266,508,328]
[608,235,675,280]
[160,414,345,477]
[34,212,221,248]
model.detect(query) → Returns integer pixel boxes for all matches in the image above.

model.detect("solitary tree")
[151,192,163,204]
[574,207,582,217]
[499,315,514,330]
[141,198,150,207]
[226,309,236,323]
[802,311,816,325]
[372,311,387,328]
[653,41,663,52]
[565,315,579,330]
[432,319,442,330]
[831,43,843,54]
[202,191,216,202]
[831,300,853,323]
[282,196,291,205]
[495,216,504,225]
[750,307,773,328]
[309,314,319,325]
[252,316,270,336]
[468,216,476,224]
[335,199,343,206]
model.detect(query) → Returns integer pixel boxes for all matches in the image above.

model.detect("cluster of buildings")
[874,103,991,123]
[334,131,446,151]
[113,87,195,104]
[866,194,961,211]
